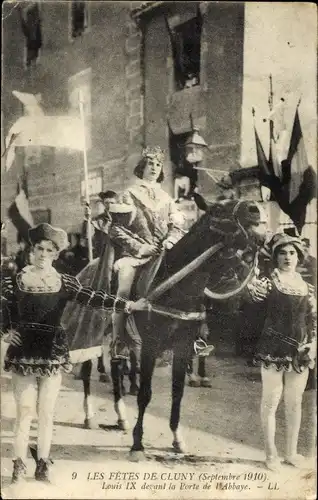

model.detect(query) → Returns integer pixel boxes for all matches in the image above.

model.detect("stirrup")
[194,338,214,357]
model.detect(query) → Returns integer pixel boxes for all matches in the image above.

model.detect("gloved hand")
[162,239,174,250]
[138,243,159,257]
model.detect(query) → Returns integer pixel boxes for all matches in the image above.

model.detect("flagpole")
[79,90,93,263]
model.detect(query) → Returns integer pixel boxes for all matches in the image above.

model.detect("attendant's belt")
[12,322,58,334]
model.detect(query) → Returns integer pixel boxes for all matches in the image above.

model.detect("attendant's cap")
[269,232,304,259]
[108,203,134,214]
[28,223,69,252]
[142,146,165,164]
[98,190,117,201]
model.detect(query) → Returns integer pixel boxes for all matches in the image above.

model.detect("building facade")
[2,1,245,250]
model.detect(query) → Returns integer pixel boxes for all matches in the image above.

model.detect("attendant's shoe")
[283,454,306,468]
[200,377,212,388]
[188,374,201,387]
[265,456,282,472]
[11,458,27,484]
[35,458,53,483]
[99,373,111,383]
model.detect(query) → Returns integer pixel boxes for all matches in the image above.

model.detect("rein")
[204,251,259,300]
[146,242,224,302]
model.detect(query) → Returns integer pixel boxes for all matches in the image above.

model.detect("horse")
[62,199,267,440]
[105,199,268,457]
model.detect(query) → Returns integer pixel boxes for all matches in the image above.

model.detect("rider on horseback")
[109,146,185,364]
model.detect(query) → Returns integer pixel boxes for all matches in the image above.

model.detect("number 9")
[72,472,77,480]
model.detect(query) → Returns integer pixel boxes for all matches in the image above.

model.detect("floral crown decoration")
[142,146,165,163]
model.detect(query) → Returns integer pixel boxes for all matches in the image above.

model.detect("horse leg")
[198,356,212,387]
[81,360,99,429]
[170,345,189,453]
[129,350,139,396]
[187,356,200,387]
[130,344,156,458]
[111,359,129,431]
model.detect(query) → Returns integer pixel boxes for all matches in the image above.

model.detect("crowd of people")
[1,145,316,483]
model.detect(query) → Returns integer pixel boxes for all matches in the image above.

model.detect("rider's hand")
[138,243,158,257]
[162,239,174,250]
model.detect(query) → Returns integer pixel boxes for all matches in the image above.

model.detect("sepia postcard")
[1,1,317,499]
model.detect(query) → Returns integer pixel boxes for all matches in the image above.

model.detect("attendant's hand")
[6,330,22,347]
[128,298,150,312]
[138,243,159,257]
[298,341,317,361]
[247,277,271,302]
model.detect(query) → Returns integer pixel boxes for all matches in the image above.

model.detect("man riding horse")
[108,146,185,365]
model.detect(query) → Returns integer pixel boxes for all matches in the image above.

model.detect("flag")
[254,106,317,234]
[8,182,34,243]
[4,115,85,171]
[286,109,309,203]
[268,120,282,179]
[254,125,273,180]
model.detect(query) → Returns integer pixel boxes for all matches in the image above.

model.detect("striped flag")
[8,179,34,243]
[286,108,309,203]
[254,124,273,180]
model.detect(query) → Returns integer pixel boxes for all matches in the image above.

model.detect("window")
[70,1,89,40]
[20,2,42,68]
[166,13,202,91]
[169,130,198,199]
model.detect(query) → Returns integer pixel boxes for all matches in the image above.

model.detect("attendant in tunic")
[109,146,184,361]
[248,233,316,471]
[1,223,147,484]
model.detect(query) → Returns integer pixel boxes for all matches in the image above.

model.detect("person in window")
[1,223,147,484]
[109,147,184,364]
[248,233,316,471]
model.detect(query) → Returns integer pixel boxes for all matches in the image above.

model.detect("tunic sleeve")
[306,284,317,342]
[109,225,145,256]
[0,276,14,334]
[62,274,127,311]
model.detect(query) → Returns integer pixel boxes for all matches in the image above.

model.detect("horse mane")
[163,200,241,276]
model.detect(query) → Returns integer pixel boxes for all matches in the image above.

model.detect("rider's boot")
[111,311,130,360]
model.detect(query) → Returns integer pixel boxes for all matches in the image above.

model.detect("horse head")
[204,199,268,251]
[199,199,268,301]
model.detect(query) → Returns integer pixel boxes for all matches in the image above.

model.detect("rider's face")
[142,157,162,183]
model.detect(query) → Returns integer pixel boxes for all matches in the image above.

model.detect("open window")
[169,130,198,200]
[20,2,42,68]
[165,11,202,91]
[70,1,89,40]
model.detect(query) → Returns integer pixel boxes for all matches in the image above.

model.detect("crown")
[142,146,165,163]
